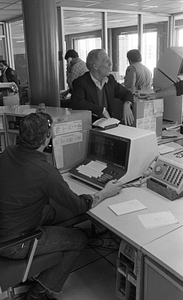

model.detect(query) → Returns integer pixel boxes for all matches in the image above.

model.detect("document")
[138,211,179,229]
[108,199,147,216]
[158,144,177,155]
[23,108,36,115]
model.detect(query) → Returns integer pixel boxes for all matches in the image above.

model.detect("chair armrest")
[0,230,42,251]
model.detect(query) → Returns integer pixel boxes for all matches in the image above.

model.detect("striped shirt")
[67,58,88,89]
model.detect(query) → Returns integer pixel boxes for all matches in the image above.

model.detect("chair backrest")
[3,94,19,106]
[0,230,61,293]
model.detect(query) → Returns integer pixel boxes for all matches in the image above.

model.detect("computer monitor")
[153,46,183,123]
[89,130,130,171]
[69,125,159,188]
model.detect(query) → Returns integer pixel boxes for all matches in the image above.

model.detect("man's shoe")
[24,281,46,300]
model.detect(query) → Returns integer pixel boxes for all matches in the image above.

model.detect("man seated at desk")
[70,48,134,125]
[0,112,123,300]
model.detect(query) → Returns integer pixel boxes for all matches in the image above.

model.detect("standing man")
[65,49,88,92]
[0,59,20,88]
[124,49,152,93]
[70,49,134,125]
[0,112,123,300]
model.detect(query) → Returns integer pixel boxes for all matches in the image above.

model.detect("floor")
[55,220,121,300]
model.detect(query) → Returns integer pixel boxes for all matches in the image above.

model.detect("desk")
[143,227,183,300]
[63,173,183,300]
[63,173,183,249]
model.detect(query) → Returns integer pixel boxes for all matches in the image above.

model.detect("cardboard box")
[52,109,91,173]
[133,98,164,142]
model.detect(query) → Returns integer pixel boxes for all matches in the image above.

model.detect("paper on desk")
[158,144,177,155]
[138,211,179,229]
[108,199,147,216]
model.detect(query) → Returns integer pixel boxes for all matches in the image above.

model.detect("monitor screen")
[89,131,130,169]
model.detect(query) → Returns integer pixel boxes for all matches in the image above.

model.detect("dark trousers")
[0,205,87,293]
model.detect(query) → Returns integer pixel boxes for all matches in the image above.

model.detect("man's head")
[0,60,8,71]
[19,113,53,150]
[127,49,142,64]
[65,50,79,61]
[86,49,112,80]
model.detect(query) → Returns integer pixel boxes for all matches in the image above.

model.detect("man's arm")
[174,80,183,96]
[149,81,183,100]
[124,66,136,93]
[154,85,177,99]
[112,77,134,125]
[67,64,82,90]
[112,76,134,104]
[43,168,123,213]
[9,69,20,86]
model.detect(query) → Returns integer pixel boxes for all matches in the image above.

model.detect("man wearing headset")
[0,112,123,300]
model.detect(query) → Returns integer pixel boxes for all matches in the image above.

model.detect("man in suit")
[70,49,134,125]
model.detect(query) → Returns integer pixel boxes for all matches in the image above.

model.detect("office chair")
[0,230,62,300]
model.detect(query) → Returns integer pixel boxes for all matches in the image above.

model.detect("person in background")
[124,49,152,93]
[0,112,123,300]
[65,49,88,92]
[70,48,134,125]
[0,59,20,88]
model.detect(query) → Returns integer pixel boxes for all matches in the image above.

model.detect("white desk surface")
[63,173,183,250]
[142,226,183,281]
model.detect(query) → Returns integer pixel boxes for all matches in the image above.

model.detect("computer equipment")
[69,125,159,189]
[147,148,183,200]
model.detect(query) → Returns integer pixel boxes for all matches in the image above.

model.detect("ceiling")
[0,0,183,23]
[1,0,183,36]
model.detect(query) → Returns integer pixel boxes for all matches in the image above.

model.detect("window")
[10,20,28,85]
[119,31,157,78]
[74,37,101,62]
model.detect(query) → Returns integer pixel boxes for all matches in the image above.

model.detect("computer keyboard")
[76,164,114,184]
[77,165,103,178]
[97,173,114,184]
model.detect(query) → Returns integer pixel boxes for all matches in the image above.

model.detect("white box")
[52,109,91,173]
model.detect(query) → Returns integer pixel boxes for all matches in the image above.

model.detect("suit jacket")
[70,72,133,119]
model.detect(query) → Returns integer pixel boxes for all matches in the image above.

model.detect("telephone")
[147,149,183,200]
[92,117,120,130]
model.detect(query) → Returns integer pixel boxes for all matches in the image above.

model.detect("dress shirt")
[67,58,88,89]
[90,73,109,90]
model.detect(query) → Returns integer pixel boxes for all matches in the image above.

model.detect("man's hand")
[123,102,134,125]
[102,107,110,119]
[91,180,123,208]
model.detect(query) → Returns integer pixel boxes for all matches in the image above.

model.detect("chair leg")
[0,284,30,300]
[7,287,14,300]
[0,290,9,300]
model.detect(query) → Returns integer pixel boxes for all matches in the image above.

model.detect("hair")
[0,59,8,67]
[127,49,142,63]
[65,49,79,60]
[19,112,53,149]
[86,49,105,71]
